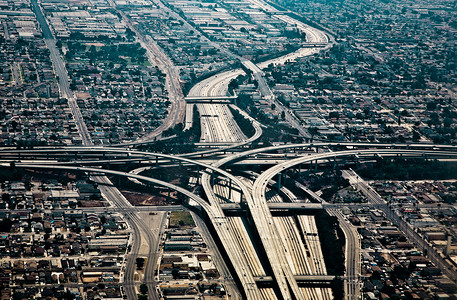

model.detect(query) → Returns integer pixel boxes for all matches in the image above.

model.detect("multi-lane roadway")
[22,0,457,299]
[186,0,332,142]
[29,1,331,295]
[5,142,457,300]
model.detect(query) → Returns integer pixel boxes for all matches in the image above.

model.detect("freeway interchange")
[19,0,457,299]
[3,144,457,300]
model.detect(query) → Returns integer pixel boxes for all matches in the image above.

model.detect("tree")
[391,265,410,282]
[11,120,18,131]
[329,111,339,120]
[2,193,10,203]
[136,257,145,270]
[331,277,344,300]
[0,219,12,232]
[426,102,437,110]
[227,78,239,95]
[372,270,381,280]
[97,283,105,289]
[308,127,319,141]
[139,284,148,295]
[412,130,421,142]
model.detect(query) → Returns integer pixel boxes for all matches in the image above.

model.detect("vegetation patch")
[229,107,255,138]
[307,170,350,201]
[234,92,303,144]
[138,106,201,154]
[314,210,345,298]
[169,211,195,227]
[356,158,457,180]
[315,210,345,276]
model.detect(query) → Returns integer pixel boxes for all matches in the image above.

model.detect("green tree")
[139,283,148,295]
[0,219,12,232]
[136,257,145,270]
[329,111,339,119]
[308,127,319,141]
[331,277,344,300]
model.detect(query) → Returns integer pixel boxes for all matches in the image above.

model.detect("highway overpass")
[184,96,237,103]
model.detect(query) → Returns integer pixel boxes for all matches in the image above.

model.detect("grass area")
[169,211,195,227]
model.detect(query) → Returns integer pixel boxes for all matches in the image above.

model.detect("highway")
[20,1,457,299]
[266,179,332,299]
[162,32,337,295]
[250,150,457,195]
[239,171,305,300]
[5,162,264,299]
[206,163,335,298]
[21,145,270,299]
[95,176,144,300]
[213,177,275,299]
[213,176,278,299]
[34,0,328,293]
[86,177,161,300]
[214,145,457,299]
[251,149,457,297]
[182,103,263,156]
[4,150,337,298]
[31,0,327,150]
[247,177,332,299]
[186,67,263,152]
[213,174,316,299]
[198,103,247,143]
[2,141,456,163]
[184,0,331,142]
[280,172,362,300]
[298,176,362,300]
[4,145,457,299]
[0,141,443,159]
[199,167,267,298]
[327,208,361,300]
[244,0,333,139]
[187,70,248,144]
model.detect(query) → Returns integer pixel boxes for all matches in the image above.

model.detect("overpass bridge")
[254,275,335,286]
[3,144,457,300]
[220,202,323,215]
[301,42,328,47]
[184,95,237,103]
[1,163,264,299]
[208,143,457,300]
[2,142,457,169]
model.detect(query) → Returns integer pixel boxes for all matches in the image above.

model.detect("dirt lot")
[121,190,172,206]
[79,200,105,207]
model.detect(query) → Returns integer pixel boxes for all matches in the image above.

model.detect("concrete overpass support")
[277,173,282,191]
